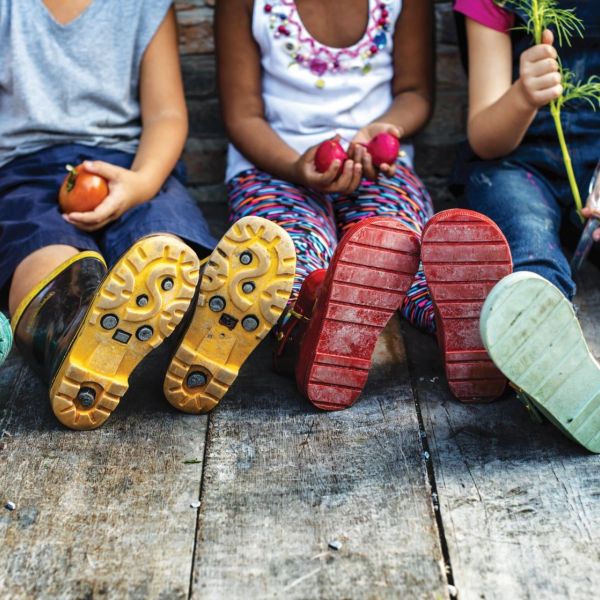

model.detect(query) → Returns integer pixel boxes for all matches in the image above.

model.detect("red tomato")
[58,164,109,213]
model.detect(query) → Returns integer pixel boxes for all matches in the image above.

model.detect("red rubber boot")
[293,217,421,411]
[273,269,327,378]
[421,209,512,402]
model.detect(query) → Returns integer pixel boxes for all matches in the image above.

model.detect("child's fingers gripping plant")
[500,0,600,219]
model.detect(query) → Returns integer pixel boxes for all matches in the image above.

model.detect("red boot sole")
[421,209,512,402]
[296,217,420,411]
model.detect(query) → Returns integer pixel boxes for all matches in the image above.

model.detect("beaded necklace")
[264,0,394,88]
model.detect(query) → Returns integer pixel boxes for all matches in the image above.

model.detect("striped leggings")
[227,163,436,333]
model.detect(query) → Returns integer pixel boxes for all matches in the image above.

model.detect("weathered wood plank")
[0,342,207,599]
[403,261,600,600]
[190,317,449,599]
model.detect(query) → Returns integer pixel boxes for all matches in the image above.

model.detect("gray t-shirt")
[0,0,173,168]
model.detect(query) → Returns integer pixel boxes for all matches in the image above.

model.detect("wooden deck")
[1,212,600,599]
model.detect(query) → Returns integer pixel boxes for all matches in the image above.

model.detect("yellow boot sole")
[164,216,296,414]
[50,235,200,430]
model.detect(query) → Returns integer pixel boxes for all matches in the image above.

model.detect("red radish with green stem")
[315,139,348,178]
[367,133,400,167]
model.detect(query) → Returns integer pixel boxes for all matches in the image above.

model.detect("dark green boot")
[12,251,107,384]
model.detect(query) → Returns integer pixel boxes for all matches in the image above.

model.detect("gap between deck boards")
[186,318,450,599]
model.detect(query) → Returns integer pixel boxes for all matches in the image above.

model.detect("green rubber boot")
[0,312,13,366]
[481,271,600,453]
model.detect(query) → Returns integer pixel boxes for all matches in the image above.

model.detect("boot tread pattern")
[422,211,512,403]
[50,237,199,430]
[164,217,296,414]
[481,273,600,452]
[304,218,420,411]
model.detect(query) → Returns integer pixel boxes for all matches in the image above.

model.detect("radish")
[315,139,348,178]
[367,133,400,167]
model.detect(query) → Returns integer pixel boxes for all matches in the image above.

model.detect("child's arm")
[351,0,434,179]
[216,0,362,193]
[65,7,188,231]
[466,19,562,160]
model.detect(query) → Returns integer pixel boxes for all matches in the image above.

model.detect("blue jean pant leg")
[99,174,217,267]
[465,161,576,300]
[0,143,218,292]
[0,150,101,292]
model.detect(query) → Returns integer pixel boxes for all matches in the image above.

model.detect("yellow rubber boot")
[164,216,296,414]
[14,236,200,430]
[51,235,200,429]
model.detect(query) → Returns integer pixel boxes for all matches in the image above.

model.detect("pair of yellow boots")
[11,217,296,430]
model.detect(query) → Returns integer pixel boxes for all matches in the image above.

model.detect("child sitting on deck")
[454,0,600,452]
[0,1,296,430]
[210,0,514,412]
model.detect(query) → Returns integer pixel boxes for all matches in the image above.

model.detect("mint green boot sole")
[480,271,600,453]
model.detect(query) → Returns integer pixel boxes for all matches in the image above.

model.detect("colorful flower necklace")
[264,0,394,88]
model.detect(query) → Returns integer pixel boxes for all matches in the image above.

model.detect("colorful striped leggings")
[227,163,436,333]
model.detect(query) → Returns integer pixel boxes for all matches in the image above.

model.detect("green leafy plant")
[499,0,600,218]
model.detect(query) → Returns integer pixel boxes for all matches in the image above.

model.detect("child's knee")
[9,245,91,316]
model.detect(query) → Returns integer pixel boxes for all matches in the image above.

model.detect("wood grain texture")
[0,344,208,599]
[402,262,600,600]
[190,317,449,599]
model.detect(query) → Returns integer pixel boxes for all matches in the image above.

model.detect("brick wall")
[174,0,467,208]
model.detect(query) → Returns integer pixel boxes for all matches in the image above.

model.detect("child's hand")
[63,160,150,231]
[517,30,563,109]
[581,173,600,239]
[295,144,362,194]
[349,123,403,181]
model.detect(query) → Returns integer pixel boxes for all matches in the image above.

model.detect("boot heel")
[164,216,296,414]
[50,236,200,430]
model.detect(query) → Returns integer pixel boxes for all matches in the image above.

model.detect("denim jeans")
[462,1,600,302]
[0,144,217,293]
[464,160,577,299]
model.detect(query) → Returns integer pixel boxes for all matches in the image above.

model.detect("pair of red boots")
[274,209,512,410]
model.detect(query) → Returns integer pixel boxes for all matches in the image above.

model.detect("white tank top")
[226,0,413,181]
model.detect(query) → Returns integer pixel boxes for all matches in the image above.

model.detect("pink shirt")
[454,0,515,33]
